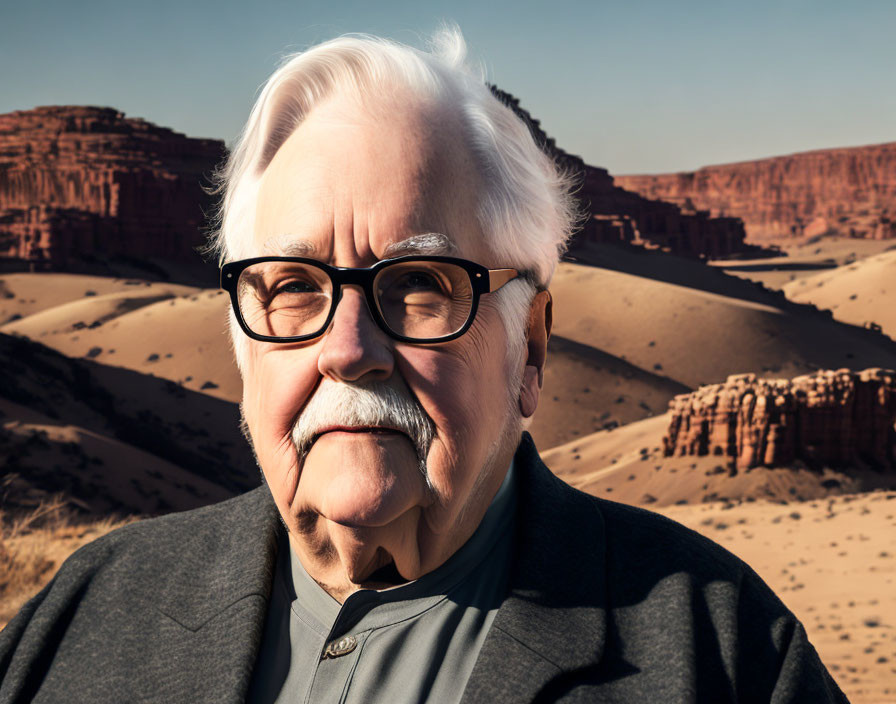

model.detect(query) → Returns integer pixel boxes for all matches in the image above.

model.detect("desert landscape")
[2,104,896,702]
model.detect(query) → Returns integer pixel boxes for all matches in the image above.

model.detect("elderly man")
[1,30,845,703]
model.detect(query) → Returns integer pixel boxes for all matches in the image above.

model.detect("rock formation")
[616,143,896,242]
[0,106,226,268]
[663,369,896,471]
[490,86,750,258]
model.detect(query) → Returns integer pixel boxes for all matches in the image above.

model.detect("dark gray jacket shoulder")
[463,436,847,703]
[0,488,280,704]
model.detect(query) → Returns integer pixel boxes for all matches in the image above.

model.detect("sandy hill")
[782,249,896,339]
[528,335,689,449]
[1,274,242,403]
[0,273,159,323]
[777,234,896,265]
[550,260,896,389]
[2,286,196,336]
[0,332,257,517]
[573,241,795,305]
[709,236,896,291]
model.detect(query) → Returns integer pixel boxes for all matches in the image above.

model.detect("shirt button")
[322,634,359,659]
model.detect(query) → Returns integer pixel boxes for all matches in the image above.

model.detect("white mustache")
[292,379,436,473]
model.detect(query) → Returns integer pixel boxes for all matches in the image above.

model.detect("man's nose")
[317,286,394,383]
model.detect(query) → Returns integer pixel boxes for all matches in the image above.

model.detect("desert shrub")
[0,498,136,627]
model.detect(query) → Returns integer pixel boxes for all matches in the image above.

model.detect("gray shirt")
[247,463,517,704]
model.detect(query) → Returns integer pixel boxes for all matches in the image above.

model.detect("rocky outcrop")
[0,106,226,268]
[616,143,896,242]
[489,87,749,259]
[663,369,896,471]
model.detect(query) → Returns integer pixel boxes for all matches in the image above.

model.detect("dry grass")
[0,497,137,628]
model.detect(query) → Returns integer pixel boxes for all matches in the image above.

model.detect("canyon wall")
[489,87,749,258]
[616,143,896,242]
[663,369,896,471]
[0,106,226,268]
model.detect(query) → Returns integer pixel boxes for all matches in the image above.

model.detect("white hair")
[208,27,577,373]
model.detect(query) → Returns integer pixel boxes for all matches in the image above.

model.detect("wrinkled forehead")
[251,94,489,266]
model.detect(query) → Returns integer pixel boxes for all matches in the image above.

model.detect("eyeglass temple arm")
[487,268,520,292]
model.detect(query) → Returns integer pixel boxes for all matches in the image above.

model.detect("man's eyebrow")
[261,233,455,260]
[383,233,456,258]
[263,236,319,257]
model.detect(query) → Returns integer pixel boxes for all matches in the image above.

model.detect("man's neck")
[288,451,517,603]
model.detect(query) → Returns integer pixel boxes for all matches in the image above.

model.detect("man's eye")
[274,279,318,295]
[395,271,443,292]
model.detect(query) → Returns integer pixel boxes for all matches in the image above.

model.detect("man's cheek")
[243,381,305,509]
[396,352,470,432]
[247,352,320,435]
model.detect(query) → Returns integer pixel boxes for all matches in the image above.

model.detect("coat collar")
[154,487,281,632]
[462,432,609,702]
[149,435,607,701]
[148,487,281,702]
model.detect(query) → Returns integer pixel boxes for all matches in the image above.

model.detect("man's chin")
[299,430,430,529]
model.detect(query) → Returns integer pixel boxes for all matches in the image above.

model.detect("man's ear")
[519,289,552,418]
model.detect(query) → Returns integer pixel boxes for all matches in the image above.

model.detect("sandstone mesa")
[0,106,225,268]
[616,143,896,242]
[664,368,896,471]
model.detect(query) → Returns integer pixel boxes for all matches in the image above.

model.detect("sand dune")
[5,283,685,454]
[2,285,241,403]
[712,261,838,291]
[779,235,896,266]
[540,414,668,487]
[3,269,695,448]
[2,398,233,515]
[550,261,896,388]
[575,241,797,305]
[7,262,895,453]
[0,273,159,323]
[710,236,896,290]
[2,284,196,337]
[0,332,257,516]
[529,335,689,449]
[783,249,896,339]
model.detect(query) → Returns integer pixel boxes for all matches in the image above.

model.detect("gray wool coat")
[0,434,847,703]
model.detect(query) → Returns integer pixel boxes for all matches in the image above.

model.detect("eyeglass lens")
[235,260,475,340]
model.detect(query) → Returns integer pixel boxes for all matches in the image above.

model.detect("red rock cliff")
[0,106,226,267]
[663,369,896,471]
[616,143,896,242]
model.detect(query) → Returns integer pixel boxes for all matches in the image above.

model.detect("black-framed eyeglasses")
[220,255,524,344]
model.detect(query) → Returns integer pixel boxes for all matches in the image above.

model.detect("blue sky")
[2,0,894,174]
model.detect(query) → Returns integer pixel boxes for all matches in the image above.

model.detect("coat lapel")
[151,487,281,703]
[462,434,609,702]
